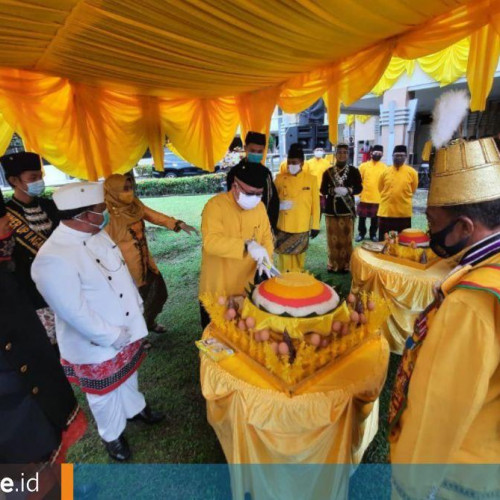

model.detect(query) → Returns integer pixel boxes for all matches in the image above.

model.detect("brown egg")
[347,293,356,304]
[259,329,270,341]
[359,313,367,324]
[225,308,237,320]
[341,323,350,336]
[278,342,290,355]
[309,333,321,346]
[254,331,261,342]
[217,296,226,306]
[331,321,342,332]
[270,342,279,354]
[237,319,247,331]
[367,300,376,311]
[350,311,360,324]
[245,316,256,329]
[320,338,330,348]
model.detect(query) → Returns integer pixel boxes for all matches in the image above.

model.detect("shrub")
[135,174,225,197]
[1,173,226,201]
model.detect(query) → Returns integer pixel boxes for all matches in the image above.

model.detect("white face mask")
[288,163,301,175]
[237,191,262,210]
[314,150,324,158]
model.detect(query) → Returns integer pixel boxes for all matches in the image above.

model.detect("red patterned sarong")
[61,340,146,395]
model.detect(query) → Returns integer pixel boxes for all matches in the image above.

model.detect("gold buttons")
[20,364,28,373]
[5,342,12,351]
[32,387,39,395]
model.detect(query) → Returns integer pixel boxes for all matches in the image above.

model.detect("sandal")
[151,323,167,334]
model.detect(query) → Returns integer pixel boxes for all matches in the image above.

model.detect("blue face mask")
[75,208,110,230]
[25,180,45,197]
[247,152,263,164]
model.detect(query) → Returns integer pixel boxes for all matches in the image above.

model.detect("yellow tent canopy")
[0,0,499,179]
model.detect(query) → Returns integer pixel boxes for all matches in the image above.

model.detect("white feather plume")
[430,90,470,149]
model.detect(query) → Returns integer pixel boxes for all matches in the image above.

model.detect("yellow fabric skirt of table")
[200,331,389,499]
[350,247,451,354]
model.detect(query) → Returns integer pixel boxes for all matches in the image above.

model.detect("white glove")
[334,187,348,196]
[112,327,131,350]
[257,262,272,279]
[279,200,293,211]
[246,240,270,265]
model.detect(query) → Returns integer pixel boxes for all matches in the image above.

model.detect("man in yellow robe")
[199,161,274,328]
[355,145,387,242]
[305,147,331,189]
[274,143,320,272]
[377,145,418,241]
[389,136,500,498]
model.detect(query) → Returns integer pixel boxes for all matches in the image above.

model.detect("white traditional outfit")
[32,183,149,443]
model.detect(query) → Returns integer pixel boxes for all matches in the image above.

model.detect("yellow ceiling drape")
[0,0,498,178]
[0,111,13,157]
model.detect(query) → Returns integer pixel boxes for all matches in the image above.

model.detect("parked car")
[153,150,219,178]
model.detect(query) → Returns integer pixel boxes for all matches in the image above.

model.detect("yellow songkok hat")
[427,89,500,207]
[428,137,500,207]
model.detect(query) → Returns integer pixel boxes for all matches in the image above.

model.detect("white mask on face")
[288,163,301,175]
[237,191,262,210]
[314,150,324,158]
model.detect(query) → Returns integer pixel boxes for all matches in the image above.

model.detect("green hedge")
[1,173,226,201]
[135,173,225,197]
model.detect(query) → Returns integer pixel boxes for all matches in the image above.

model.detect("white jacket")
[32,223,148,364]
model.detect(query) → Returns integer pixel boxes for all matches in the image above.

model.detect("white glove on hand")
[112,327,131,350]
[334,187,348,196]
[279,200,293,211]
[257,262,272,279]
[246,240,270,265]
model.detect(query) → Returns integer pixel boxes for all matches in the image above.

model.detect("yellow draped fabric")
[345,115,372,126]
[0,111,13,158]
[0,0,498,178]
[200,329,389,496]
[350,248,452,354]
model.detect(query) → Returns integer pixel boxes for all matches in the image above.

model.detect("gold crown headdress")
[427,90,500,207]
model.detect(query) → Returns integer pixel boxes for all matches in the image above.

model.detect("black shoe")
[103,434,130,461]
[129,405,165,425]
[371,236,379,242]
[355,235,364,243]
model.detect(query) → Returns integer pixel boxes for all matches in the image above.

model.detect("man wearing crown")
[388,135,500,497]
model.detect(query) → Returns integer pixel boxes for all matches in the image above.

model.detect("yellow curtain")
[0,0,498,178]
[372,58,415,96]
[346,115,372,126]
[418,39,470,87]
[0,111,13,156]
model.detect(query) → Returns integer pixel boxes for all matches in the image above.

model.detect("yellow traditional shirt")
[358,160,388,204]
[199,192,274,297]
[377,164,418,218]
[305,157,331,189]
[275,171,320,233]
[391,252,500,496]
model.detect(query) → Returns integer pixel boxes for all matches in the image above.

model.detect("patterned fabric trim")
[62,340,146,395]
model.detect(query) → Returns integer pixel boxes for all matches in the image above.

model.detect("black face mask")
[429,219,469,258]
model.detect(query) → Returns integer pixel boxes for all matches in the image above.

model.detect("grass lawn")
[67,190,429,464]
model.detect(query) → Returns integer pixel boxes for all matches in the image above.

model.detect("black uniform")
[320,165,363,216]
[6,196,59,309]
[0,264,78,463]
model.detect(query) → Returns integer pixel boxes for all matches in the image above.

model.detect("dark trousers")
[358,216,378,239]
[200,301,211,330]
[378,217,412,241]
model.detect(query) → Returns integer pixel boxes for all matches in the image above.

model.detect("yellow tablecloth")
[200,331,389,499]
[350,247,451,354]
